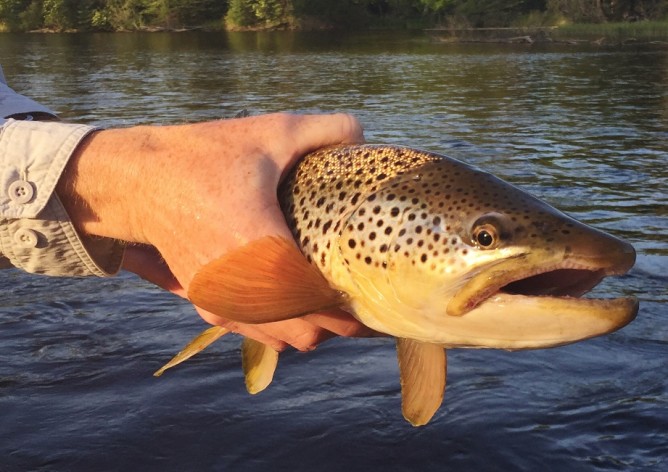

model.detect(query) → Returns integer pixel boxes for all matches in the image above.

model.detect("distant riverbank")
[13,21,668,48]
[426,21,668,45]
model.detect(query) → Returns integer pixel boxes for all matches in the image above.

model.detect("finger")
[261,317,335,351]
[302,309,380,338]
[196,308,289,352]
[209,311,333,352]
[291,112,365,154]
[265,113,365,174]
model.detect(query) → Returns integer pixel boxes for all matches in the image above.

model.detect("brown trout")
[157,144,638,426]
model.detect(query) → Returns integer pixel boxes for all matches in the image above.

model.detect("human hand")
[58,113,369,348]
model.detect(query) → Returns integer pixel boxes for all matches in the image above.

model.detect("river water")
[0,31,666,471]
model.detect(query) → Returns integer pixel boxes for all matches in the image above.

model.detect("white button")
[8,180,35,204]
[14,228,39,248]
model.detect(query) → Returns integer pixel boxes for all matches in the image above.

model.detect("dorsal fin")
[153,326,229,377]
[188,236,344,324]
[242,338,279,394]
[396,338,447,426]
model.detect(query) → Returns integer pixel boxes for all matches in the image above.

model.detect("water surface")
[0,31,666,471]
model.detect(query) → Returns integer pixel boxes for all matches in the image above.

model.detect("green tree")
[42,0,75,29]
[226,0,289,28]
[0,0,32,30]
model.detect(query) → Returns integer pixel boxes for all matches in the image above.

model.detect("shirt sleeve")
[0,65,56,123]
[0,68,124,276]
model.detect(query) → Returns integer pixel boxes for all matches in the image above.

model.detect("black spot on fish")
[322,221,332,234]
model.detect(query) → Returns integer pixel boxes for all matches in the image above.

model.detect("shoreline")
[6,21,668,46]
[425,26,668,46]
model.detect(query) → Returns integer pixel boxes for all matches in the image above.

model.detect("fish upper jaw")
[446,228,637,318]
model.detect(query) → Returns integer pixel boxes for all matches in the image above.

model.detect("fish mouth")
[447,259,633,317]
[448,233,637,318]
[500,267,606,298]
[442,245,638,349]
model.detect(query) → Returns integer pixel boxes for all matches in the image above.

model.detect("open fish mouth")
[500,267,607,298]
[448,230,637,317]
[442,249,638,350]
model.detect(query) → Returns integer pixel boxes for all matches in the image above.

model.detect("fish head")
[334,156,637,349]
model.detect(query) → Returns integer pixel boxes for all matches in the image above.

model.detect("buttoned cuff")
[0,120,124,276]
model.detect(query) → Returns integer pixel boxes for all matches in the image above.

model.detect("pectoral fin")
[396,338,447,427]
[154,326,229,377]
[188,236,344,324]
[242,338,279,394]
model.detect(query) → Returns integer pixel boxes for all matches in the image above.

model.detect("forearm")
[54,122,228,254]
[56,126,154,244]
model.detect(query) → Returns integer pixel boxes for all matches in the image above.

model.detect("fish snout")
[566,224,636,275]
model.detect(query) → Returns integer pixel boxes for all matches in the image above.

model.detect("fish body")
[280,145,636,348]
[163,145,638,426]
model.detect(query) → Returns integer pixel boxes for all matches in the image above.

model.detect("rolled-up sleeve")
[0,67,124,276]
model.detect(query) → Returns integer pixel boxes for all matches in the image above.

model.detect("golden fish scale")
[279,145,440,278]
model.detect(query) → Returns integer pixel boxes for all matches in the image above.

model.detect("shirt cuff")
[0,120,124,276]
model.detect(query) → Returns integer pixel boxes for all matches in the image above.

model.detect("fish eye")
[476,229,494,247]
[472,224,499,249]
[470,213,508,249]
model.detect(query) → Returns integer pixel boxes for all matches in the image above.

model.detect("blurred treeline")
[0,0,666,32]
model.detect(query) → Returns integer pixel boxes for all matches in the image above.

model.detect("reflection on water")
[0,31,666,472]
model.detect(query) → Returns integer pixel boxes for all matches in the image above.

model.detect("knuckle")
[291,329,321,352]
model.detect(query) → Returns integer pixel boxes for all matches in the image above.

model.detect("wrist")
[56,126,156,244]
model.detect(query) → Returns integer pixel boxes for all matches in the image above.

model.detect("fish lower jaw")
[351,293,638,351]
[444,293,639,350]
